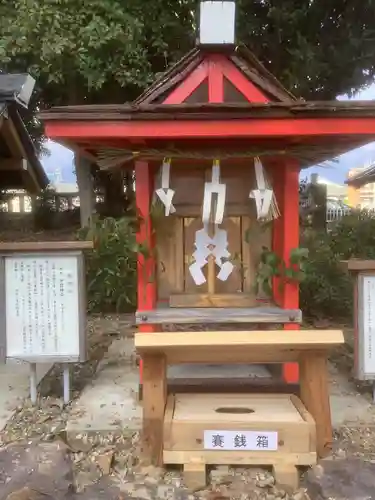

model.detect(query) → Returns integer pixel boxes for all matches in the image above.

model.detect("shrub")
[300,229,353,320]
[329,209,375,259]
[78,216,137,313]
[33,185,58,230]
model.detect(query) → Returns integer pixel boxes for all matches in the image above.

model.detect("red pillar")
[272,159,300,383]
[135,161,157,385]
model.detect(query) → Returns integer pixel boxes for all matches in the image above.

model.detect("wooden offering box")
[164,393,316,489]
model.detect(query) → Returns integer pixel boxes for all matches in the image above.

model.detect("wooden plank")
[163,61,209,104]
[163,450,316,466]
[183,462,207,490]
[165,347,303,364]
[174,218,185,292]
[163,394,176,450]
[299,353,332,458]
[155,217,184,299]
[272,464,299,491]
[290,395,317,453]
[0,158,27,171]
[136,306,302,324]
[135,330,344,358]
[44,117,375,140]
[208,55,224,103]
[167,379,300,397]
[176,203,250,217]
[0,241,93,252]
[169,293,256,308]
[135,330,344,351]
[218,54,269,103]
[142,354,167,466]
[241,216,254,294]
[346,259,375,271]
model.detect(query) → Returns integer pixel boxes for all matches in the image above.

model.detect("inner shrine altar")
[40,0,375,489]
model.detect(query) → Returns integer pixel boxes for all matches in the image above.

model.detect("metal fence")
[326,205,352,222]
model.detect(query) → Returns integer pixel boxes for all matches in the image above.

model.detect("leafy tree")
[1,0,375,110]
[236,0,375,99]
[2,0,375,216]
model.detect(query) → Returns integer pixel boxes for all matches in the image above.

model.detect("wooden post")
[299,352,332,457]
[272,160,300,384]
[135,161,157,391]
[142,353,167,465]
[75,154,95,227]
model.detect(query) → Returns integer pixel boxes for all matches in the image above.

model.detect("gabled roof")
[134,45,297,106]
[346,163,375,188]
[0,91,48,193]
[40,44,375,171]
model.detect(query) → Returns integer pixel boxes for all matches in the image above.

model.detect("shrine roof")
[346,163,375,188]
[1,99,48,193]
[133,46,297,105]
[40,100,375,121]
[40,44,375,170]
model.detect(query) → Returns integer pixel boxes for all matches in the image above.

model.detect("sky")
[41,85,375,186]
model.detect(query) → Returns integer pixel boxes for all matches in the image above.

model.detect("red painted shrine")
[41,20,375,389]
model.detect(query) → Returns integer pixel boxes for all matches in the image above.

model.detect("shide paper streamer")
[155,158,176,216]
[249,157,273,220]
[189,160,234,286]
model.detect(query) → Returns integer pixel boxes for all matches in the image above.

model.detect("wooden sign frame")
[0,241,92,364]
[346,260,375,381]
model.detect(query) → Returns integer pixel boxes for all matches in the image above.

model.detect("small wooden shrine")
[42,20,375,382]
[41,0,375,488]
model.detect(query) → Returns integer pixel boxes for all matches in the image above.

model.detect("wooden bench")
[135,329,344,479]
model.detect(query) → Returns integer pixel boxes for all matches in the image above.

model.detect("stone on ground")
[304,459,375,500]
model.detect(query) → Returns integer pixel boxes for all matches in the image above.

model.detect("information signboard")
[1,251,86,363]
[357,274,375,380]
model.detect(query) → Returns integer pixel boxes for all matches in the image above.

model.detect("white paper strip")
[155,158,176,216]
[204,430,278,451]
[202,160,226,224]
[249,157,273,219]
[188,226,234,285]
[254,157,266,190]
[250,188,273,219]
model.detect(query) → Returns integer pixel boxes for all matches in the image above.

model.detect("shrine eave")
[43,117,375,139]
[40,101,375,169]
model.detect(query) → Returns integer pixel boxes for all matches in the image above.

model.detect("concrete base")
[66,338,141,440]
[329,363,375,427]
[0,360,52,431]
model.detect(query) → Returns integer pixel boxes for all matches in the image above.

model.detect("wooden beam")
[272,160,300,384]
[135,329,344,351]
[75,155,95,227]
[59,139,97,163]
[300,353,332,458]
[142,354,167,465]
[135,160,157,387]
[136,306,302,325]
[208,55,224,103]
[163,61,209,104]
[0,158,27,171]
[216,54,269,103]
[0,241,93,252]
[45,118,375,141]
[1,117,25,157]
[1,117,40,192]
